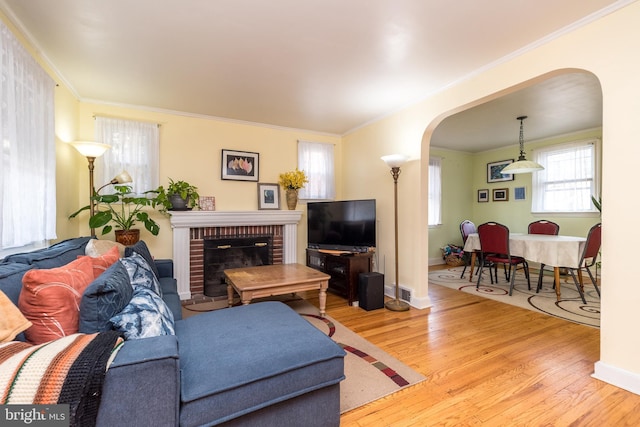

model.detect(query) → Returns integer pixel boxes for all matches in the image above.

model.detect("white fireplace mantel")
[170,210,303,299]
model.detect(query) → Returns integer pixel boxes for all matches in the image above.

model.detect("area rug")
[183,296,426,413]
[429,266,600,328]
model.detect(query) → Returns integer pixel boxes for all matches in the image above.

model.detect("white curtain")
[298,140,335,200]
[0,23,56,249]
[532,140,599,213]
[95,117,160,195]
[428,157,442,226]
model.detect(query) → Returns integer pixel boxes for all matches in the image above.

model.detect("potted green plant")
[69,185,161,245]
[156,179,200,212]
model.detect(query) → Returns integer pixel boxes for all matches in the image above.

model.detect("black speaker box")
[358,272,384,311]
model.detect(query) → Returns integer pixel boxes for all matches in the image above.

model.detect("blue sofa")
[0,237,345,426]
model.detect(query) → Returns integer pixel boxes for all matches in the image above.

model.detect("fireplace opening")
[203,235,273,296]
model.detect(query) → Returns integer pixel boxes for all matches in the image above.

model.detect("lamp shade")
[501,160,544,174]
[112,171,133,184]
[71,141,111,158]
[381,154,409,168]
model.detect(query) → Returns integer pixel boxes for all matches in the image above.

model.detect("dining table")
[462,232,587,301]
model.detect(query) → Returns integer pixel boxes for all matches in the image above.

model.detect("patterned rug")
[182,296,426,413]
[429,266,600,328]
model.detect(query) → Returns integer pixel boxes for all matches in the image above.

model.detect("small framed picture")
[487,159,515,183]
[221,149,259,181]
[199,196,216,211]
[257,183,280,210]
[514,186,526,201]
[493,188,509,202]
[477,189,489,203]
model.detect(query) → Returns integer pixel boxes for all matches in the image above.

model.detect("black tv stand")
[306,248,373,306]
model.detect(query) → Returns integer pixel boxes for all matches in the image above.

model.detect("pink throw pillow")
[18,256,94,344]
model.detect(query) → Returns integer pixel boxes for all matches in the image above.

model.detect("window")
[531,139,600,213]
[95,116,160,194]
[0,23,56,252]
[297,140,335,200]
[428,157,442,226]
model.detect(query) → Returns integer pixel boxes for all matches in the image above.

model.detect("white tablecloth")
[463,233,586,268]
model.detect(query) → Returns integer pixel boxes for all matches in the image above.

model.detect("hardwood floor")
[300,265,640,426]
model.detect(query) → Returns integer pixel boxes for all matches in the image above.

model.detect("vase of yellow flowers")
[278,169,308,210]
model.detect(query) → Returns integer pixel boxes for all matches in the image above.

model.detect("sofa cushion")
[0,290,32,342]
[109,286,175,340]
[124,240,160,280]
[159,278,182,321]
[176,302,345,427]
[0,262,33,306]
[3,237,93,269]
[120,252,162,296]
[18,256,95,344]
[82,245,120,279]
[79,261,133,333]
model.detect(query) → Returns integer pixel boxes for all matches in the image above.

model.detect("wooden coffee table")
[224,264,330,317]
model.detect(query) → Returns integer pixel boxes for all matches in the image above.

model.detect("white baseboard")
[384,285,432,310]
[428,257,444,266]
[592,361,640,395]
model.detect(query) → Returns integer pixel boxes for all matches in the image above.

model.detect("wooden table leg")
[319,283,327,318]
[577,269,585,293]
[468,252,477,282]
[554,267,561,301]
[227,283,234,307]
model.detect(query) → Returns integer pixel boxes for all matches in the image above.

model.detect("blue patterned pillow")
[120,252,162,297]
[79,261,133,333]
[109,286,175,339]
[124,240,160,280]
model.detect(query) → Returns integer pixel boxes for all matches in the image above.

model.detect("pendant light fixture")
[501,115,544,174]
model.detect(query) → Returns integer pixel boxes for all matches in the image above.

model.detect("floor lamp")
[70,141,111,236]
[381,154,410,312]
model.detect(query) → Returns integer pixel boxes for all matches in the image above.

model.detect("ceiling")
[0,0,623,145]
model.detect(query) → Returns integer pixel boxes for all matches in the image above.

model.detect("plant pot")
[285,189,298,210]
[169,194,191,211]
[115,229,140,246]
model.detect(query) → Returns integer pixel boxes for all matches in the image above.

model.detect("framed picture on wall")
[492,188,509,201]
[487,159,515,183]
[257,183,280,210]
[221,149,259,181]
[514,186,526,201]
[477,189,489,203]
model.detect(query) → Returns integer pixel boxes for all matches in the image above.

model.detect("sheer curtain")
[298,140,335,200]
[428,157,442,226]
[532,140,599,213]
[0,23,56,250]
[95,117,160,194]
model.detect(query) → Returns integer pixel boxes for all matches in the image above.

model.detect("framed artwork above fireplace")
[221,149,259,181]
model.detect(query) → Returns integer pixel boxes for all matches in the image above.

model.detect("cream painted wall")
[54,86,82,242]
[343,1,640,391]
[70,103,342,260]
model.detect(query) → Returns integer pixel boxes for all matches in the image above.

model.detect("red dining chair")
[528,220,560,235]
[537,223,601,302]
[476,222,530,295]
[459,220,494,283]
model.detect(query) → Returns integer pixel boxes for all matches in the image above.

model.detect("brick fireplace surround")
[170,211,303,300]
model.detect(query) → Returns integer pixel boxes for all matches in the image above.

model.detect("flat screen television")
[307,199,376,253]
